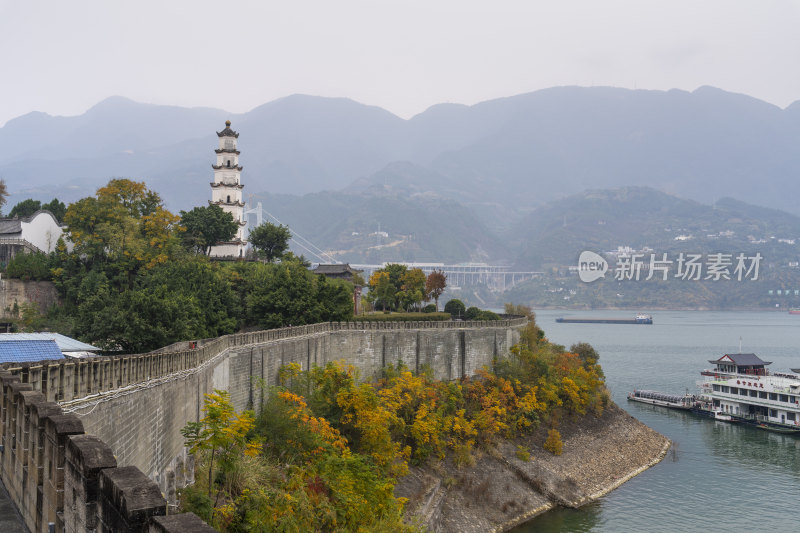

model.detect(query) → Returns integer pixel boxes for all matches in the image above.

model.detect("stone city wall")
[0,279,60,319]
[0,318,526,532]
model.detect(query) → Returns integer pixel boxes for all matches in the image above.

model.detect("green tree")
[244,261,353,328]
[368,271,395,311]
[42,199,67,222]
[76,283,200,353]
[0,179,7,215]
[179,205,238,255]
[366,264,408,312]
[8,199,41,219]
[398,268,426,311]
[384,263,408,293]
[444,298,466,318]
[465,306,482,320]
[6,198,66,222]
[248,222,291,262]
[5,252,52,281]
[138,259,241,338]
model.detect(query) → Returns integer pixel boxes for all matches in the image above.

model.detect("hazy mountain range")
[2,86,800,267]
[3,86,800,211]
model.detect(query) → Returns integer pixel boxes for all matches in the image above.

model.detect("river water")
[511,310,800,533]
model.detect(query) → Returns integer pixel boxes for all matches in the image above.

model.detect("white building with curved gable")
[0,210,66,263]
[209,120,247,258]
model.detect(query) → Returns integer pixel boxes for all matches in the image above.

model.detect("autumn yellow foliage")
[543,428,563,456]
[181,328,607,532]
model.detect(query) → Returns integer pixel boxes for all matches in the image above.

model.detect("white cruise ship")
[696,353,800,433]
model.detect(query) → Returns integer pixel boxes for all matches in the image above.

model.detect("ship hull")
[556,318,653,324]
[692,406,800,433]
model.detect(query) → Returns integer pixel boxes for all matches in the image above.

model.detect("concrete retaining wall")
[0,318,526,532]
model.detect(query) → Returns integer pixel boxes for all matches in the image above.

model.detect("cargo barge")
[556,314,653,325]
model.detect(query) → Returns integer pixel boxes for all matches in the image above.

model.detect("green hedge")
[353,312,451,322]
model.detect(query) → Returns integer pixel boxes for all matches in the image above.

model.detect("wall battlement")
[0,318,526,532]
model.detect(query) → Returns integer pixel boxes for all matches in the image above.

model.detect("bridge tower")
[209,120,247,257]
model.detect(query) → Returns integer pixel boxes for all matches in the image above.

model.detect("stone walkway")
[0,478,27,533]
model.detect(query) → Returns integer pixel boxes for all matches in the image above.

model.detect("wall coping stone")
[18,390,45,404]
[100,466,167,523]
[149,513,217,533]
[7,382,32,396]
[68,434,117,472]
[27,398,62,418]
[45,414,84,436]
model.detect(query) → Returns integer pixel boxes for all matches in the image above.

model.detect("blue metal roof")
[0,340,65,363]
[0,333,99,353]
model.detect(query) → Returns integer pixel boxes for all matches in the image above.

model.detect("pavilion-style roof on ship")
[216,120,239,138]
[708,353,772,367]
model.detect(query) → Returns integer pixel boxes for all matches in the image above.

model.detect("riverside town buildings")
[209,120,247,257]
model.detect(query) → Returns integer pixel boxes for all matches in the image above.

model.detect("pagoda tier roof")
[709,353,772,366]
[210,182,245,189]
[215,148,240,155]
[212,164,243,170]
[209,199,246,208]
[216,120,240,138]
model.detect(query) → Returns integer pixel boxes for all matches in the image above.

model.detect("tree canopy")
[444,298,466,318]
[179,205,238,255]
[20,178,356,353]
[0,179,7,214]
[8,198,67,222]
[8,199,41,219]
[63,179,180,271]
[248,222,291,262]
[425,270,447,310]
[366,264,429,312]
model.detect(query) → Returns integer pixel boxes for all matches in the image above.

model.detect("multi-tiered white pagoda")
[209,120,247,257]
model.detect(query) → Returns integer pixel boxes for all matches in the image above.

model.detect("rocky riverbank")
[395,402,670,532]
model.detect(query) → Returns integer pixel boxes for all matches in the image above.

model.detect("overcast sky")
[1,1,798,127]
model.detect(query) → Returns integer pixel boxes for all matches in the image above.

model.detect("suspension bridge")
[243,201,542,291]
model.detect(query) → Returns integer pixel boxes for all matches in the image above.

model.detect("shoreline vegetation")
[178,311,669,532]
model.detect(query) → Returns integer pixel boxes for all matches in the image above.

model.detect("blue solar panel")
[0,340,64,363]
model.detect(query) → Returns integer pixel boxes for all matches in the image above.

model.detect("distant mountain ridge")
[2,86,800,219]
[510,186,800,269]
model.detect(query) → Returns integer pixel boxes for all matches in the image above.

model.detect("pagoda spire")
[209,120,247,258]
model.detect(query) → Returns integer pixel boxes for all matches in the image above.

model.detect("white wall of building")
[20,211,64,253]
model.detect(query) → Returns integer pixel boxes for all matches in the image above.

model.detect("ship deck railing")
[630,390,693,404]
[701,370,800,391]
[701,369,800,380]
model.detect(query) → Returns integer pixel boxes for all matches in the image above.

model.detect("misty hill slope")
[511,187,800,269]
[0,96,228,162]
[412,86,800,216]
[249,191,509,265]
[2,87,800,217]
